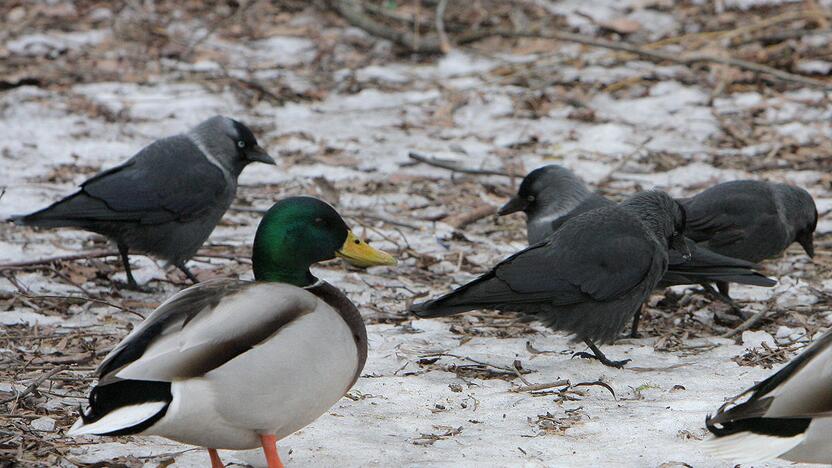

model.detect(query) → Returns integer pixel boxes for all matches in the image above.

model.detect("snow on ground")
[1,2,831,467]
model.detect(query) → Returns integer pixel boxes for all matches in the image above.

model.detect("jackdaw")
[704,329,832,464]
[681,180,817,265]
[12,116,275,289]
[498,165,777,336]
[411,190,689,368]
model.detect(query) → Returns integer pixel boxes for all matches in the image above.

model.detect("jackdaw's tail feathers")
[662,268,776,289]
[11,191,117,228]
[410,270,536,318]
[664,242,777,288]
[410,273,498,318]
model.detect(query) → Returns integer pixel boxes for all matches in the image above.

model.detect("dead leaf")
[598,17,642,34]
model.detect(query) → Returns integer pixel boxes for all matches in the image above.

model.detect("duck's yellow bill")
[336,231,397,267]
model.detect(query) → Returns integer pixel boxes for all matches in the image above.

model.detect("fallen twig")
[435,0,450,54]
[333,1,832,89]
[512,379,570,393]
[443,204,497,230]
[408,152,513,177]
[0,250,247,269]
[722,308,773,338]
[596,137,653,188]
[18,294,145,318]
[512,360,532,386]
[1,366,68,405]
[184,0,258,57]
[573,380,617,399]
[0,250,119,269]
[526,341,559,355]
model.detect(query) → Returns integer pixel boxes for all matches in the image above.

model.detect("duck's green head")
[252,196,397,286]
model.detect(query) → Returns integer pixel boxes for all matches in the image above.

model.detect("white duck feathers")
[70,278,364,450]
[704,329,832,464]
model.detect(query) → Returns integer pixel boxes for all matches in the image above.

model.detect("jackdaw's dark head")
[779,184,818,258]
[190,116,275,174]
[498,165,591,216]
[621,190,690,260]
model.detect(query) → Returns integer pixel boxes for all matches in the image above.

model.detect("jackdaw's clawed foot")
[575,338,631,368]
[114,279,153,293]
[701,283,740,312]
[571,351,631,368]
[177,264,200,284]
[628,329,642,339]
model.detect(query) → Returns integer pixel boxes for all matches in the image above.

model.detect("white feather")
[67,402,167,436]
[701,431,805,464]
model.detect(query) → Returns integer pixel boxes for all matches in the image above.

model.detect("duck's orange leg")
[207,448,224,468]
[260,434,285,468]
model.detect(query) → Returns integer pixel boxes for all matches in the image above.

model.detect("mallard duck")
[68,196,397,468]
[704,329,832,464]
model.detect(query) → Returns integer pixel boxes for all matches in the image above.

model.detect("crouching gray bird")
[498,165,777,336]
[411,190,689,368]
[704,329,832,464]
[11,116,275,289]
[680,179,817,265]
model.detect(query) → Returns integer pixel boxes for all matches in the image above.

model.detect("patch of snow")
[742,330,776,349]
[31,417,56,432]
[0,310,64,327]
[6,30,108,57]
[437,50,499,78]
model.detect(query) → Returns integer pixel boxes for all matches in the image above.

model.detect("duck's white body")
[704,329,832,464]
[70,279,363,450]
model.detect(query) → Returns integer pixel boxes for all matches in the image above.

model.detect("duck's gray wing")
[97,279,319,385]
[708,330,832,426]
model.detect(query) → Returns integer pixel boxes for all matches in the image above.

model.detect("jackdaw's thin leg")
[117,243,139,290]
[573,339,631,368]
[177,263,199,284]
[629,305,643,338]
[716,281,730,299]
[700,282,740,312]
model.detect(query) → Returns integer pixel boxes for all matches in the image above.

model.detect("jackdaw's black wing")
[17,136,227,227]
[80,136,227,224]
[411,210,659,317]
[682,189,778,249]
[548,194,612,233]
[661,238,776,288]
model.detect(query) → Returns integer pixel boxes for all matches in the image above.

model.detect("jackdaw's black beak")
[498,196,528,216]
[670,233,691,262]
[248,144,276,165]
[797,231,815,258]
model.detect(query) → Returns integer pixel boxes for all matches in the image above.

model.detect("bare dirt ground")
[1,1,831,467]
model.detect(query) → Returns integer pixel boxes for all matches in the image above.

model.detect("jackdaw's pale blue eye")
[237,140,246,148]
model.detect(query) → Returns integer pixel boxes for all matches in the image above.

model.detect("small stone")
[742,330,775,349]
[7,6,25,23]
[775,325,797,340]
[31,416,55,432]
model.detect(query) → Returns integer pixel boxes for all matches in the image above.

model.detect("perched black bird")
[681,180,817,265]
[498,165,777,336]
[704,329,832,464]
[12,116,275,289]
[411,191,689,368]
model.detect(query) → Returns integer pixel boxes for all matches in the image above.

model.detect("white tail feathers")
[67,402,167,436]
[702,431,805,464]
